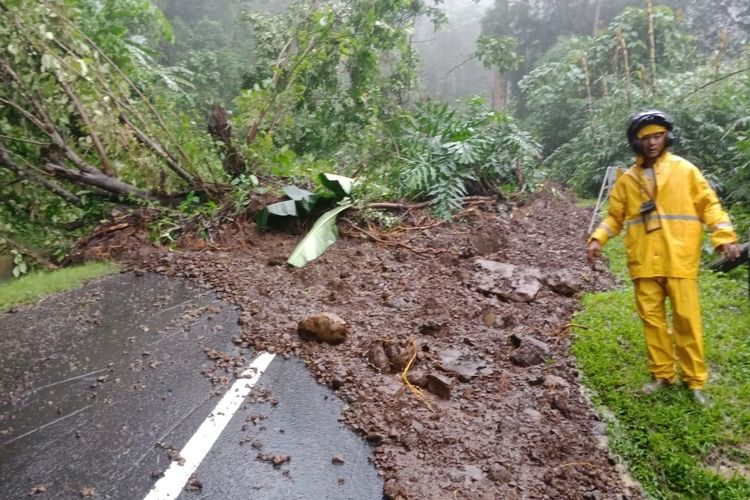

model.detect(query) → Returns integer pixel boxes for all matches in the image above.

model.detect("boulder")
[297,312,348,344]
[474,259,542,302]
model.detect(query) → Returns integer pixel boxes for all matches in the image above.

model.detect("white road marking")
[143,351,276,500]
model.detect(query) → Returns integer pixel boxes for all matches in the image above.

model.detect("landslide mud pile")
[80,188,640,499]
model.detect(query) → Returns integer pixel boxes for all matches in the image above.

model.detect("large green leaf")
[318,173,354,199]
[287,203,353,268]
[256,186,320,229]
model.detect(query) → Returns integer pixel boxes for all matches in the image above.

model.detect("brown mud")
[72,188,642,499]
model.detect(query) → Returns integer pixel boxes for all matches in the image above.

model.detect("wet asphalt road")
[0,272,382,499]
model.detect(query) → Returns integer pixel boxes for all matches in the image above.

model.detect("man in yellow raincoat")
[586,110,741,405]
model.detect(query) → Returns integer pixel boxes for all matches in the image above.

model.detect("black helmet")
[627,109,675,153]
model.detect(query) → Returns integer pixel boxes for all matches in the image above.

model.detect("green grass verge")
[0,261,120,312]
[573,237,750,499]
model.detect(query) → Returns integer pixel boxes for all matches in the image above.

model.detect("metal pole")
[588,167,612,236]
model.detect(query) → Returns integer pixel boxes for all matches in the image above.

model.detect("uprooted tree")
[0,0,543,272]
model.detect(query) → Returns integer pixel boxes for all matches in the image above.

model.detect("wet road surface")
[0,272,382,499]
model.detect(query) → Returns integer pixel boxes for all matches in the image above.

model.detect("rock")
[523,408,543,422]
[544,269,583,297]
[383,340,416,372]
[411,419,425,433]
[384,296,409,309]
[297,312,348,344]
[367,342,390,372]
[331,454,345,464]
[29,484,46,495]
[365,431,384,444]
[510,346,546,367]
[509,332,551,356]
[436,348,486,382]
[488,463,512,482]
[426,373,452,399]
[480,308,497,327]
[543,375,570,389]
[469,233,505,255]
[474,259,543,302]
[523,336,552,356]
[418,321,449,336]
[463,464,484,484]
[406,368,428,387]
[368,339,417,373]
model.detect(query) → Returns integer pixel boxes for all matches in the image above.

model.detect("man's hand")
[587,239,601,264]
[718,242,742,261]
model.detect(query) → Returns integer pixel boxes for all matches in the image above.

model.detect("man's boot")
[641,378,673,395]
[691,389,712,407]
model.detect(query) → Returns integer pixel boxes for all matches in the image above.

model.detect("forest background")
[1,0,749,276]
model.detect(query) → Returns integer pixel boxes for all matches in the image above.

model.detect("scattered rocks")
[257,453,291,467]
[79,187,637,499]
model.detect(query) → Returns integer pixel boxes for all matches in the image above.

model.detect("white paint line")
[143,351,276,500]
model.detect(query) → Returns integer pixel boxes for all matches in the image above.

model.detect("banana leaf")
[287,203,353,268]
[318,173,354,199]
[256,186,319,229]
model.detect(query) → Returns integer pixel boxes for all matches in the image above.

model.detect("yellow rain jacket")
[590,152,737,279]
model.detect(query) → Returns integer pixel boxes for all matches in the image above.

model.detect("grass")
[573,236,750,499]
[0,261,120,312]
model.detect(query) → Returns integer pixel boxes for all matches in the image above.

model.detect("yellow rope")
[400,348,434,412]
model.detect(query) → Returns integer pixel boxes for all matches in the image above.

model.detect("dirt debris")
[80,188,639,498]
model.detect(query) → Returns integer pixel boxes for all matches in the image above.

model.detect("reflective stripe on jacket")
[590,152,737,279]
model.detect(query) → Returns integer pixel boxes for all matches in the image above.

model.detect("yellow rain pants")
[634,277,706,389]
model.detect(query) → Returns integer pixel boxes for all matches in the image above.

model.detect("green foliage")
[519,4,750,215]
[475,34,523,73]
[0,261,119,312]
[0,0,230,264]
[389,98,541,218]
[235,0,444,159]
[573,237,750,498]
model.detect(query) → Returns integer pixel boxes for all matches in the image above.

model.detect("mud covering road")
[0,273,382,499]
[24,187,644,498]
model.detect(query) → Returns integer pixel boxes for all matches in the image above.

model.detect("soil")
[71,187,643,499]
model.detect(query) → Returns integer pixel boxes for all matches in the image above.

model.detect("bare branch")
[0,145,82,205]
[54,71,116,177]
[0,134,50,146]
[43,161,155,201]
[118,114,195,184]
[46,4,193,167]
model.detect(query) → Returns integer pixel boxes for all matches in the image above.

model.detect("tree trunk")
[44,162,155,201]
[119,114,196,184]
[208,104,246,177]
[592,0,602,36]
[491,68,506,110]
[646,0,657,96]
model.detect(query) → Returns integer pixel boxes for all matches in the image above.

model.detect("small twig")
[0,134,49,146]
[554,461,599,470]
[342,219,455,256]
[3,404,95,445]
[675,66,750,103]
